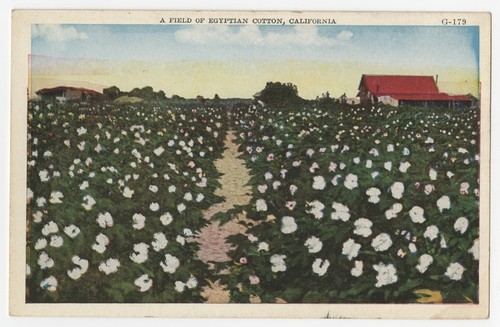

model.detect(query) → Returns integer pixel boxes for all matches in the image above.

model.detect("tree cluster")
[103,86,167,102]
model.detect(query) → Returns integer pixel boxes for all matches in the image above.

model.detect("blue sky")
[30,24,480,98]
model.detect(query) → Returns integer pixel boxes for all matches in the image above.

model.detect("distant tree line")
[103,85,167,102]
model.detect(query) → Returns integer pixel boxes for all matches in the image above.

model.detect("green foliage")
[256,82,305,108]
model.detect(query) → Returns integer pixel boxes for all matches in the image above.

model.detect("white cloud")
[32,25,88,42]
[175,25,353,47]
[336,30,354,41]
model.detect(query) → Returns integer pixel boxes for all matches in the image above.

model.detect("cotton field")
[26,100,480,303]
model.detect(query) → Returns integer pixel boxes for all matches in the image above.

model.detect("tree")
[316,91,337,109]
[103,86,121,100]
[129,86,155,100]
[156,90,167,101]
[256,82,304,108]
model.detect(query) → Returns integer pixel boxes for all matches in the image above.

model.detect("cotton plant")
[26,101,227,302]
[224,103,480,304]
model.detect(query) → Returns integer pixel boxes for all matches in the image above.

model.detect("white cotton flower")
[270,254,287,273]
[264,172,273,180]
[387,144,394,152]
[399,162,411,173]
[49,191,64,204]
[371,171,379,179]
[134,274,153,292]
[403,147,410,156]
[184,192,193,201]
[186,276,198,289]
[390,182,405,199]
[454,217,469,234]
[281,216,298,234]
[258,242,269,252]
[177,203,186,213]
[289,184,298,195]
[132,213,146,230]
[385,203,403,220]
[409,206,426,224]
[174,281,186,293]
[27,187,34,201]
[160,212,173,226]
[384,161,392,171]
[130,243,149,264]
[445,262,465,281]
[154,146,165,156]
[42,221,59,236]
[150,202,160,212]
[331,202,350,221]
[256,199,267,212]
[257,185,267,193]
[99,258,121,275]
[365,160,373,168]
[33,211,43,223]
[351,260,363,277]
[92,233,109,253]
[416,254,433,273]
[39,169,50,182]
[440,235,448,248]
[149,185,158,193]
[373,262,398,287]
[307,200,325,219]
[468,238,479,260]
[36,197,46,207]
[50,235,64,248]
[312,258,330,276]
[196,193,204,202]
[437,196,451,212]
[77,126,87,135]
[429,168,437,180]
[408,243,417,253]
[37,251,54,269]
[366,187,381,204]
[168,185,176,193]
[40,276,58,292]
[34,238,47,250]
[424,225,439,241]
[312,176,326,190]
[304,236,323,253]
[151,232,168,252]
[79,181,89,190]
[342,238,361,260]
[344,173,358,190]
[176,235,186,245]
[96,212,113,228]
[160,254,180,273]
[371,233,393,252]
[82,194,96,211]
[353,218,373,237]
[122,186,134,198]
[67,256,89,280]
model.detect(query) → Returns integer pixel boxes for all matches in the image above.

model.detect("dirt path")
[196,130,253,303]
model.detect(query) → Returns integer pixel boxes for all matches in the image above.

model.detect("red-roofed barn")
[36,86,102,102]
[357,75,472,108]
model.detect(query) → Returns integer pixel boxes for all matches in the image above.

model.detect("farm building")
[36,86,102,102]
[357,75,472,108]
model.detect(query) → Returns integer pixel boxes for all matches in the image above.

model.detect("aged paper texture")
[10,10,491,318]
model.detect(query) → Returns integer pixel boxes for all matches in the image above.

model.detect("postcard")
[10,10,491,318]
